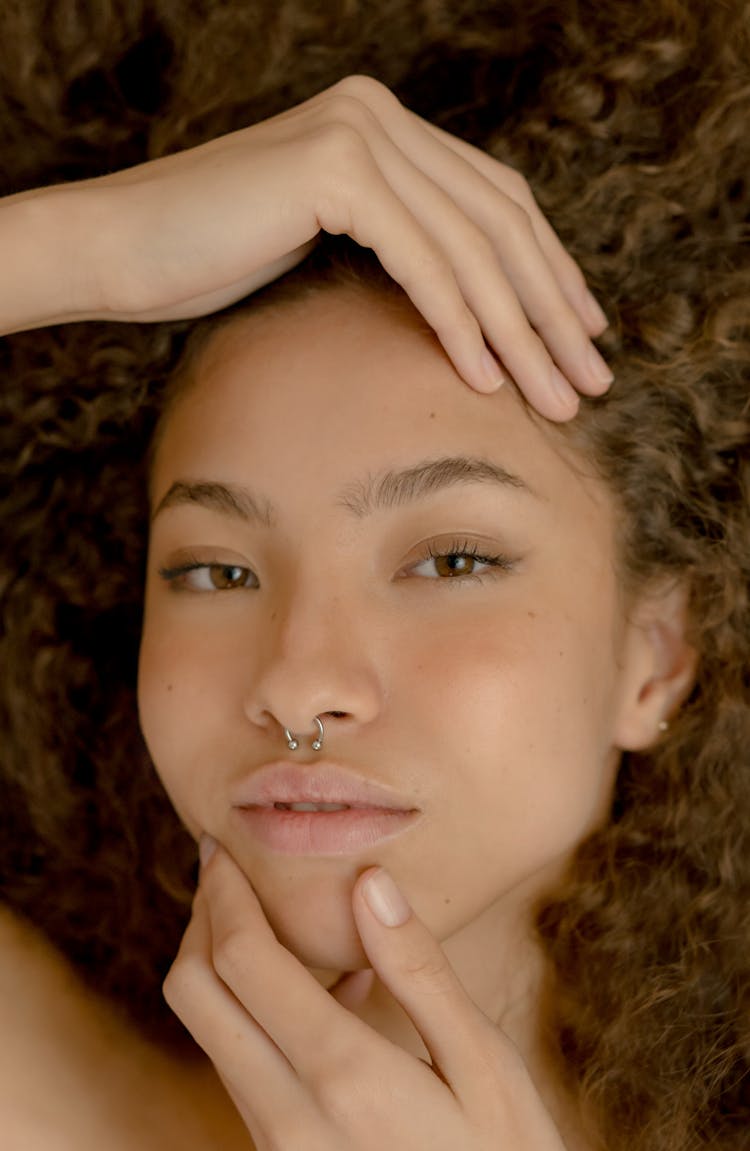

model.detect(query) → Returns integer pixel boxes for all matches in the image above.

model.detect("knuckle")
[405,247,452,289]
[310,118,371,172]
[392,254,446,305]
[332,73,396,110]
[498,163,534,206]
[484,1029,532,1087]
[442,305,482,345]
[161,966,180,1009]
[211,924,251,984]
[314,1056,379,1125]
[503,196,535,235]
[461,228,501,270]
[162,951,202,1012]
[309,1051,358,1110]
[401,949,455,992]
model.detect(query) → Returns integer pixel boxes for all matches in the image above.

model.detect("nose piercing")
[284,715,325,752]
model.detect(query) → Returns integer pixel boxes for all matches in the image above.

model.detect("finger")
[355,111,612,402]
[309,129,504,394]
[354,868,571,1150]
[352,868,517,1101]
[331,79,607,336]
[162,883,301,1132]
[311,102,605,416]
[198,842,378,1082]
[412,115,610,336]
[335,130,582,416]
[453,204,613,400]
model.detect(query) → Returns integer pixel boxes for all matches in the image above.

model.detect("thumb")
[351,867,504,1095]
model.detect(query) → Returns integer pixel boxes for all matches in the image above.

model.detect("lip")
[231,760,421,856]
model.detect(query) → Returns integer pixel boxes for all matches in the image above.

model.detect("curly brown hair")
[1,1,748,1148]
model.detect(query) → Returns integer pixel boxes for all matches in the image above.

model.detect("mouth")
[271,801,367,812]
[230,761,421,855]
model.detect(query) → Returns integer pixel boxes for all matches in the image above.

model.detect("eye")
[158,561,258,591]
[407,539,515,581]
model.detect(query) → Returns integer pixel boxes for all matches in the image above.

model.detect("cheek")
[382,602,622,939]
[137,607,240,833]
[408,597,615,733]
[400,596,622,837]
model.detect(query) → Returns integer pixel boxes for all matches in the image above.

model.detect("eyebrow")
[338,456,534,517]
[151,455,535,526]
[151,480,274,526]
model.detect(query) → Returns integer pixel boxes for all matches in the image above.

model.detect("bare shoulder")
[0,906,253,1151]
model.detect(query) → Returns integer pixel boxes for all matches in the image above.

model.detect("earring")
[658,719,669,732]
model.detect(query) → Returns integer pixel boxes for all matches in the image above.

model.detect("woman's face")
[139,287,639,972]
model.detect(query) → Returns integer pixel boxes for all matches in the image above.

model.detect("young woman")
[1,2,747,1148]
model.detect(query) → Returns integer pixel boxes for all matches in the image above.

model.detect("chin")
[247,859,371,970]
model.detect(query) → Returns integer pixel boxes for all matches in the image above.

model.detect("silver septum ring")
[284,715,324,752]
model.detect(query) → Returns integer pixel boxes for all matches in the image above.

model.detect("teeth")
[274,802,351,813]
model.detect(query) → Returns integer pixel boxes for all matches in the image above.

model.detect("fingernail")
[199,833,217,868]
[550,365,579,410]
[588,344,614,389]
[583,290,608,332]
[480,348,505,392]
[363,868,411,927]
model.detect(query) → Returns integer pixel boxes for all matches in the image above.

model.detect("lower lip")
[233,805,419,855]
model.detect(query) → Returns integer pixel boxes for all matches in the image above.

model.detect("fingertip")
[586,343,614,391]
[199,833,218,869]
[477,347,506,393]
[582,289,609,336]
[546,366,581,420]
[360,867,412,928]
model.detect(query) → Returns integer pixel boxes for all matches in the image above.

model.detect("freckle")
[444,897,451,904]
[429,411,436,419]
[527,611,537,619]
[166,683,173,692]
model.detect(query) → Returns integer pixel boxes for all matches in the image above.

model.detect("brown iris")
[208,564,249,589]
[433,554,478,577]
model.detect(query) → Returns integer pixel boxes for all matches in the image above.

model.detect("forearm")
[0,184,101,335]
[0,76,611,415]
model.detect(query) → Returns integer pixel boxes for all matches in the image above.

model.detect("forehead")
[152,287,608,527]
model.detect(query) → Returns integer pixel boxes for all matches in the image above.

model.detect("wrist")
[0,182,106,334]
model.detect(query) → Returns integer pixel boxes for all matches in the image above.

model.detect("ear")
[613,581,697,751]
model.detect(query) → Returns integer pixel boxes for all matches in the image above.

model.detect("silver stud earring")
[658,719,669,732]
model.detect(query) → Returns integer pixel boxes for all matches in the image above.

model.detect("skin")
[0,76,611,415]
[135,286,697,1148]
[139,286,658,1049]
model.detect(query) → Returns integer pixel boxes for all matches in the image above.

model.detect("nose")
[243,587,383,748]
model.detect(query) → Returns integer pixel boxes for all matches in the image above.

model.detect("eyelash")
[158,556,257,592]
[407,538,515,582]
[158,539,516,592]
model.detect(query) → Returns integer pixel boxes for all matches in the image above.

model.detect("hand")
[44,75,609,419]
[163,841,567,1151]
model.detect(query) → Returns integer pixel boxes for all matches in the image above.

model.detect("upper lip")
[232,760,418,811]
